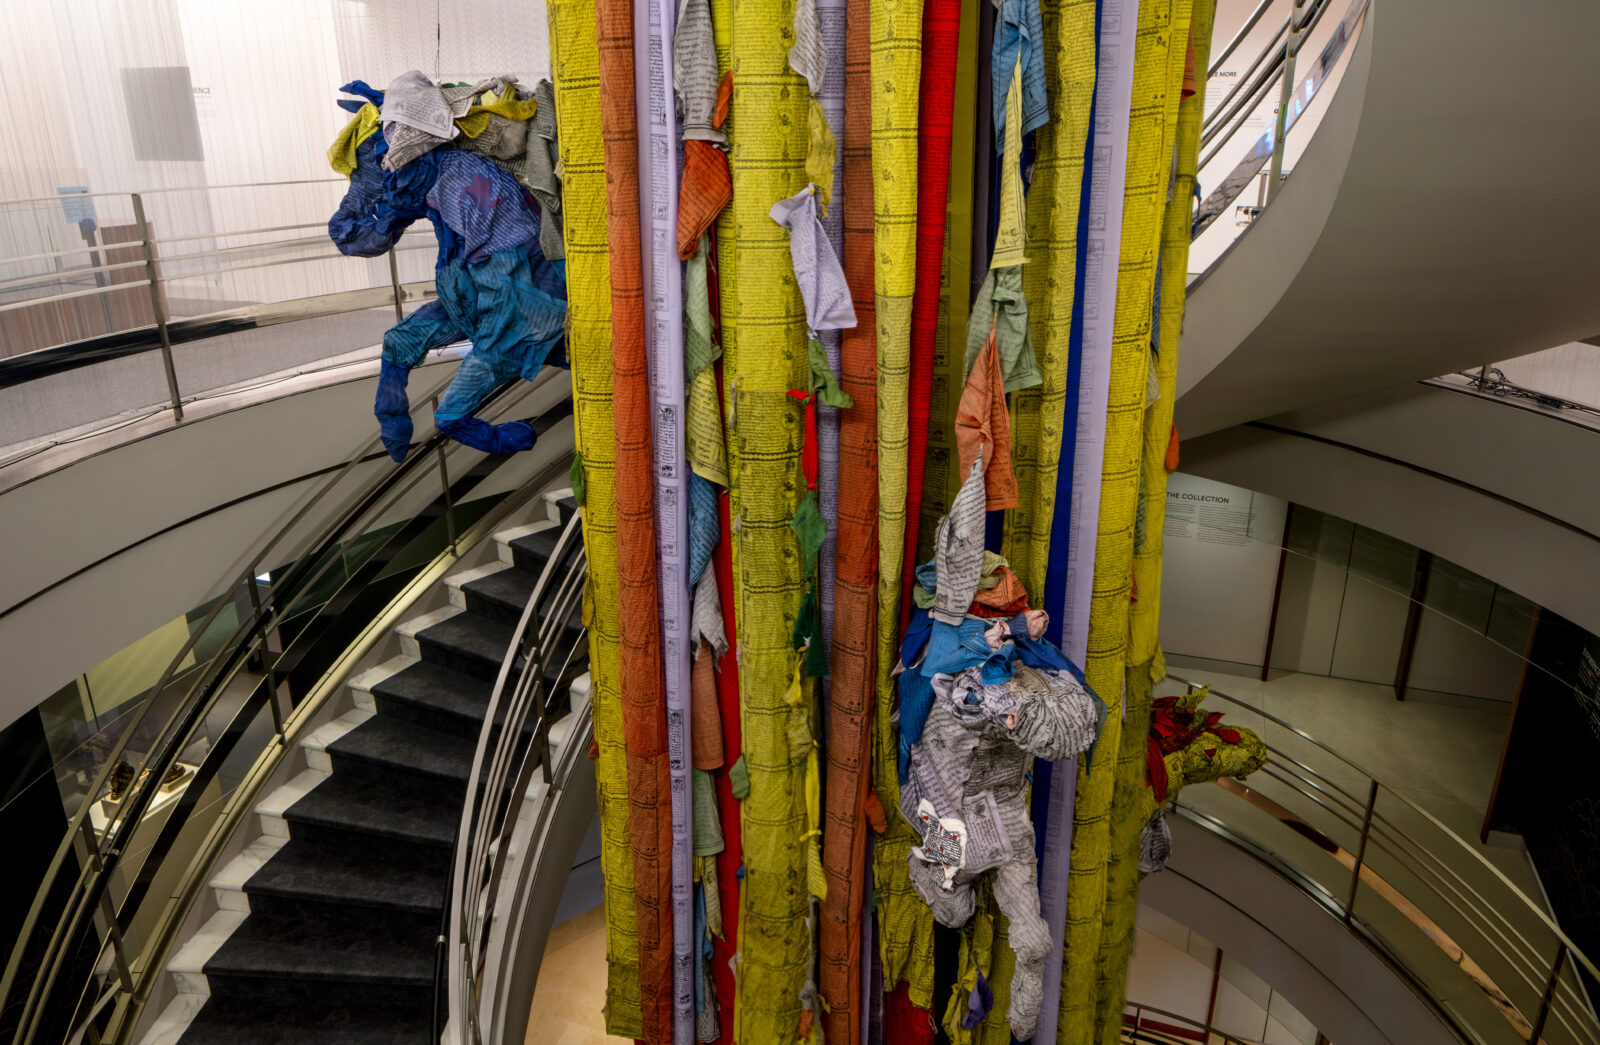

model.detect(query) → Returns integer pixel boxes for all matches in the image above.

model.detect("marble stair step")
[281,770,459,851]
[241,836,449,921]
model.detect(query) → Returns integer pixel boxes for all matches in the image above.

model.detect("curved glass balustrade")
[1189,0,1369,274]
[1162,673,1600,1044]
[1431,346,1600,428]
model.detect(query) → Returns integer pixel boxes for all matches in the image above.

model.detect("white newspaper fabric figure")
[901,650,1099,1039]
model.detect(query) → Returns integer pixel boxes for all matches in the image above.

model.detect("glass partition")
[1156,475,1600,1044]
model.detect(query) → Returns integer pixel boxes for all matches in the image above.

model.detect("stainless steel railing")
[0,179,438,460]
[1430,365,1600,427]
[0,366,573,1045]
[1191,0,1369,250]
[443,507,589,1045]
[1166,675,1600,1045]
[1122,999,1260,1045]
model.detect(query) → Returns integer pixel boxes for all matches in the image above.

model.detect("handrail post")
[130,193,184,422]
[1344,779,1380,921]
[387,249,404,322]
[1267,0,1309,200]
[1528,942,1566,1043]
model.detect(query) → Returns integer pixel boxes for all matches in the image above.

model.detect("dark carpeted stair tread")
[179,996,431,1045]
[508,525,562,574]
[203,911,433,985]
[414,612,518,682]
[553,495,579,525]
[244,836,449,916]
[283,771,459,849]
[459,564,540,627]
[366,660,494,739]
[329,715,475,784]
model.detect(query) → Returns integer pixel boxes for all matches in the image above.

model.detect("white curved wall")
[1178,0,1600,437]
[1180,384,1600,635]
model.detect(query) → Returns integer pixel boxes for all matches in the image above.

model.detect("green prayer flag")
[793,582,829,678]
[569,450,587,506]
[791,491,827,575]
[807,337,854,408]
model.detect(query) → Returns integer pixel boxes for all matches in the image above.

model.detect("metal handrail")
[0,178,426,445]
[444,505,590,1045]
[0,363,572,1045]
[1206,0,1277,79]
[1169,675,1600,1044]
[1433,367,1600,425]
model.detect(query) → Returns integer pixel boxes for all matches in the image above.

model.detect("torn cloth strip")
[595,0,674,1039]
[899,0,963,638]
[983,0,1101,1035]
[818,0,881,1033]
[548,0,641,1032]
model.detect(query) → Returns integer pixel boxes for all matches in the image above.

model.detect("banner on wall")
[1157,472,1286,669]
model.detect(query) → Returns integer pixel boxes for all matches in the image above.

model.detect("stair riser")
[281,815,455,855]
[414,634,510,683]
[461,586,531,629]
[370,693,485,741]
[325,749,470,790]
[509,536,560,575]
[200,974,435,1018]
[242,891,442,931]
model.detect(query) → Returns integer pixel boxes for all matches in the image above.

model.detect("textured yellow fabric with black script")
[1059,0,1189,1039]
[548,1,640,1035]
[1001,0,1097,605]
[721,3,815,1041]
[868,0,931,1009]
[1095,4,1212,1042]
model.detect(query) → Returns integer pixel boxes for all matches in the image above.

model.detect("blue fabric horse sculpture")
[327,79,567,462]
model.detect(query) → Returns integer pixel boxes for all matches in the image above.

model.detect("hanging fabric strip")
[596,0,674,1040]
[816,0,848,674]
[898,0,961,635]
[637,0,694,1033]
[818,0,880,1032]
[870,0,936,1021]
[1029,0,1139,1040]
[549,0,642,1035]
[720,4,816,1040]
[1058,0,1188,1039]
[1093,5,1206,1040]
[915,0,979,567]
[710,425,745,1045]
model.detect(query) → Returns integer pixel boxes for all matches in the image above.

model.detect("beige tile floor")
[527,904,632,1045]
